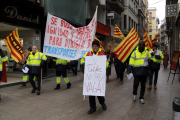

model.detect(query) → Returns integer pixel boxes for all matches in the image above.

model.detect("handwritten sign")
[83,55,106,96]
[43,8,97,60]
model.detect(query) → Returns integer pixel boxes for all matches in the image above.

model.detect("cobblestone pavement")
[0,65,179,120]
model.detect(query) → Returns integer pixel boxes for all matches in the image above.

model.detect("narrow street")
[0,65,178,120]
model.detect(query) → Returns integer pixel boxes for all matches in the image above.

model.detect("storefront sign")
[83,56,106,96]
[165,4,179,17]
[43,9,97,60]
[96,22,111,36]
[170,51,180,71]
[0,0,43,29]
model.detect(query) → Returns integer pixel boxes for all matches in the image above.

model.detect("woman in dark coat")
[106,50,113,82]
[113,52,127,84]
[163,51,169,69]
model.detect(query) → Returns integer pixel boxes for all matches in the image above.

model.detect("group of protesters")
[0,39,169,114]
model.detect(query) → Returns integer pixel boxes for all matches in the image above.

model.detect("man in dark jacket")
[127,40,151,104]
[27,46,47,95]
[147,45,164,90]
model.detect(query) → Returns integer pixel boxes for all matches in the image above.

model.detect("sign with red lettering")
[43,7,98,60]
[96,22,111,36]
[83,55,106,96]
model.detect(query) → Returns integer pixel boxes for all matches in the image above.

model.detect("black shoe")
[67,82,71,89]
[87,109,96,114]
[31,88,37,93]
[54,84,60,90]
[37,91,40,95]
[101,103,107,110]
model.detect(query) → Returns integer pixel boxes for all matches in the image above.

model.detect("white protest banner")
[83,55,106,96]
[43,7,98,60]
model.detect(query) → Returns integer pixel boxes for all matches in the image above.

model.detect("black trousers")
[0,72,2,81]
[29,74,41,91]
[115,65,119,77]
[133,76,147,99]
[56,70,67,78]
[89,96,105,109]
[149,69,159,86]
[71,65,77,75]
[119,71,124,81]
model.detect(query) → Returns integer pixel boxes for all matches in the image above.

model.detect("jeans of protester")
[149,69,159,86]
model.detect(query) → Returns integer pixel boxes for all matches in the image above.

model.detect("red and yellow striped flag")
[94,36,105,53]
[4,28,24,63]
[151,33,159,45]
[114,28,140,63]
[114,24,125,40]
[143,30,152,51]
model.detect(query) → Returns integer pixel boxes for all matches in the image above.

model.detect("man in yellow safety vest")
[53,58,71,90]
[26,46,47,95]
[127,40,151,104]
[147,44,164,90]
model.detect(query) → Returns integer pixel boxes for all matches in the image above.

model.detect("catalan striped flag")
[114,27,140,63]
[94,36,105,53]
[114,24,125,40]
[4,28,24,63]
[143,30,152,51]
[151,33,159,45]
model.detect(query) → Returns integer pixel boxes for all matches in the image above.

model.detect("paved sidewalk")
[0,65,179,120]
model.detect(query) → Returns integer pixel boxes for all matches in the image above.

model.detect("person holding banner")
[0,49,8,100]
[26,46,47,95]
[19,46,36,88]
[53,58,71,90]
[80,40,109,114]
[147,45,164,90]
[127,40,151,104]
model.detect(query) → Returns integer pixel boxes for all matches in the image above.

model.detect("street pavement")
[0,65,179,120]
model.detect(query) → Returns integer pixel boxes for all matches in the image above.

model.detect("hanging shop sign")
[165,4,179,17]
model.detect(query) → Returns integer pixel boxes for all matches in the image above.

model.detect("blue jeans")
[149,70,159,85]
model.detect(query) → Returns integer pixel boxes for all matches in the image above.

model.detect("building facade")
[148,7,158,40]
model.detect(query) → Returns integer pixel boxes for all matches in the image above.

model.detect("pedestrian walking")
[147,45,164,90]
[19,46,36,88]
[54,58,71,90]
[80,40,109,114]
[114,53,120,79]
[163,51,169,69]
[127,40,151,104]
[0,49,8,100]
[26,46,47,95]
[105,50,113,82]
[117,59,127,84]
[70,60,78,76]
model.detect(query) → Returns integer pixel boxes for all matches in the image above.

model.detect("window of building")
[149,12,152,17]
[124,15,127,29]
[149,19,152,24]
[129,17,131,30]
[149,26,152,32]
[150,35,152,40]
